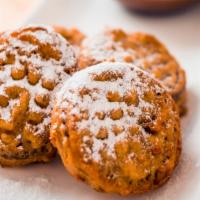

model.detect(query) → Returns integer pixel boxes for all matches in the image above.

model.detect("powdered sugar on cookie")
[56,62,166,163]
[0,25,77,135]
[81,32,133,63]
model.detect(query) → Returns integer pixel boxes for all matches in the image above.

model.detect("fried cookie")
[51,62,181,195]
[78,29,186,115]
[53,25,85,46]
[0,25,77,166]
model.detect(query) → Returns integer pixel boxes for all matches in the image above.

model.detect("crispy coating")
[78,29,186,116]
[53,25,85,46]
[0,25,77,166]
[51,62,181,195]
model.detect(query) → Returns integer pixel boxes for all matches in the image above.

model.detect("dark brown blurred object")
[119,0,197,14]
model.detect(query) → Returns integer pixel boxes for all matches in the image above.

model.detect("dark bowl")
[119,0,198,15]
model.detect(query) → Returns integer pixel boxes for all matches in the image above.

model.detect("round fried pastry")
[51,62,181,195]
[0,25,77,166]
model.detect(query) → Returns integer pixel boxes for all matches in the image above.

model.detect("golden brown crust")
[175,90,187,116]
[53,25,85,46]
[78,29,186,115]
[0,144,55,167]
[51,62,181,195]
[0,25,77,166]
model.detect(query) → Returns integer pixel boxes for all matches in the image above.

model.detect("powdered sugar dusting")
[0,175,53,200]
[0,99,20,121]
[56,62,165,162]
[80,29,172,86]
[81,34,133,62]
[81,33,133,62]
[0,25,77,134]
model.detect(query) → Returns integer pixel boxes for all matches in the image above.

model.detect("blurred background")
[0,0,199,30]
[0,0,43,29]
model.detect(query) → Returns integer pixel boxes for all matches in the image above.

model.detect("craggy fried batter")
[0,25,77,166]
[53,25,85,46]
[51,62,181,195]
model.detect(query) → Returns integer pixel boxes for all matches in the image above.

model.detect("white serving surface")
[1,0,200,199]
